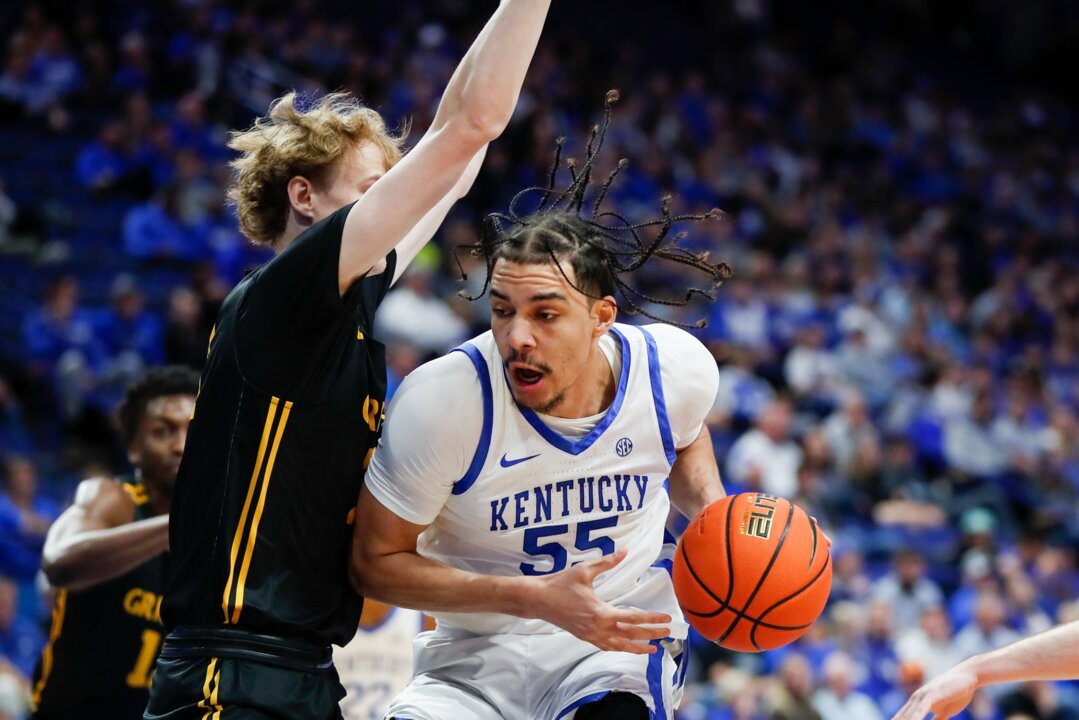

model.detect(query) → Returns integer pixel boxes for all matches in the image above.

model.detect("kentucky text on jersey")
[490,474,650,531]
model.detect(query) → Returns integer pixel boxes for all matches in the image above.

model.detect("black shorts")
[145,627,345,720]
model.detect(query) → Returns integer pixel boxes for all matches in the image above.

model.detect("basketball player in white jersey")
[335,602,427,720]
[350,95,732,720]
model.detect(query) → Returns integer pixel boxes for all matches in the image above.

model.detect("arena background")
[0,1,1077,718]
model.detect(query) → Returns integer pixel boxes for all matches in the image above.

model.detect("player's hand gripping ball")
[673,493,832,652]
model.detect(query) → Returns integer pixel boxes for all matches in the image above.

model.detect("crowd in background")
[0,0,1077,718]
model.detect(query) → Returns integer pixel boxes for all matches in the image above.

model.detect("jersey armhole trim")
[639,326,677,465]
[451,343,492,495]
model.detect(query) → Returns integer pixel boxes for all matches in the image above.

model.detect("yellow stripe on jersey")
[30,589,68,710]
[231,400,292,624]
[222,397,279,623]
[122,482,149,506]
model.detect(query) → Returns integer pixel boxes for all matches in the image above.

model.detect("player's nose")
[506,318,536,351]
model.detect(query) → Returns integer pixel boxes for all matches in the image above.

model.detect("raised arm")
[41,478,169,592]
[391,145,488,285]
[339,0,550,287]
[892,620,1079,720]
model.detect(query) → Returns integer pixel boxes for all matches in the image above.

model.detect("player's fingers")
[579,547,628,581]
[592,636,659,655]
[612,621,670,642]
[612,609,672,627]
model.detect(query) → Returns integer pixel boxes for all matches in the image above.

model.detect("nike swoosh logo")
[500,453,540,468]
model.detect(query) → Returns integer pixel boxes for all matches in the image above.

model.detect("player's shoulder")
[638,322,708,350]
[638,322,718,388]
[636,322,714,366]
[388,342,489,424]
[69,476,138,525]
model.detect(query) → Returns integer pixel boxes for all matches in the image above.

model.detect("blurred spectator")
[0,659,28,720]
[0,456,57,622]
[0,576,42,681]
[93,274,165,380]
[711,346,776,428]
[821,390,879,475]
[811,651,884,720]
[726,399,802,497]
[872,549,945,632]
[950,592,1023,684]
[765,653,822,720]
[122,185,209,263]
[944,390,1009,478]
[163,286,210,369]
[0,381,31,457]
[75,120,144,197]
[374,264,468,355]
[783,323,843,413]
[21,276,105,419]
[895,605,963,681]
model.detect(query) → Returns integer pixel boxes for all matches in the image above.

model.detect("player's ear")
[286,175,316,220]
[592,296,617,337]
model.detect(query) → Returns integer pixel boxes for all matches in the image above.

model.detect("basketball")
[673,493,832,652]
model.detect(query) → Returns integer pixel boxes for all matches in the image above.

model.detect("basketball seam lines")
[715,499,796,648]
[749,553,833,647]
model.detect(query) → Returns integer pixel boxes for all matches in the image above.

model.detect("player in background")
[30,366,198,719]
[351,93,732,720]
[891,618,1079,720]
[334,602,428,720]
[147,2,553,718]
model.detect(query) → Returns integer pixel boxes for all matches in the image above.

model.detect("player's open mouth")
[510,363,545,388]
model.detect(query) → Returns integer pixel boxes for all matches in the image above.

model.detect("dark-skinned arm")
[41,478,169,592]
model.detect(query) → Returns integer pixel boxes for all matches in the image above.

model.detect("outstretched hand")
[891,665,979,720]
[531,548,671,655]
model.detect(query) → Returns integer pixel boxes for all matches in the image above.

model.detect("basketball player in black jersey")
[30,366,199,719]
[144,2,553,718]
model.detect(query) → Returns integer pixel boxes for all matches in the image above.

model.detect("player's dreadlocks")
[456,90,732,328]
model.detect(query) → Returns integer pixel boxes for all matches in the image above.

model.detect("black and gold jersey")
[162,204,395,648]
[30,479,166,720]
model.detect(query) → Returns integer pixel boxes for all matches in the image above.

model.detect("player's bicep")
[340,122,488,288]
[390,145,488,286]
[353,485,426,558]
[42,479,127,560]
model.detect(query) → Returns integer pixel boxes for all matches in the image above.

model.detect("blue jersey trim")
[639,327,677,465]
[555,691,612,720]
[673,644,690,693]
[518,328,632,456]
[647,639,667,719]
[451,343,493,495]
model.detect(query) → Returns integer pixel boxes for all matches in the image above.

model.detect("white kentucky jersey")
[334,605,425,720]
[365,322,719,637]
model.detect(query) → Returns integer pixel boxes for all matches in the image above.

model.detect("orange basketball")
[673,493,832,652]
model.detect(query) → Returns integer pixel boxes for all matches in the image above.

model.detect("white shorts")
[385,627,688,720]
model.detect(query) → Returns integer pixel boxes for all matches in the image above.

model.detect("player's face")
[308,141,389,223]
[128,394,196,498]
[490,259,616,415]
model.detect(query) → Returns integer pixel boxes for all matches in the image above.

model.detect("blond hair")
[227,92,405,244]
